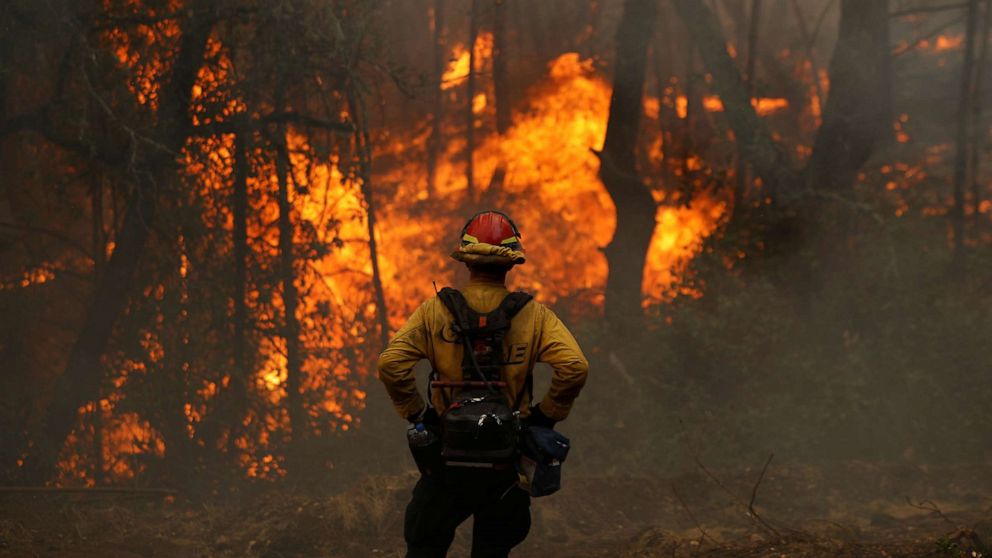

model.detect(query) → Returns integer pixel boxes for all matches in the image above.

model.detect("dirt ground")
[2,462,991,557]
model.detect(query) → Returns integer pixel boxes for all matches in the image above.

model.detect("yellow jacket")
[377,276,589,422]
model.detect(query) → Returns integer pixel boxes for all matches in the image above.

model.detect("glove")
[525,404,556,429]
[407,406,440,426]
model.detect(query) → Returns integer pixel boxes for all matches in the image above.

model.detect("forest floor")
[1,462,991,557]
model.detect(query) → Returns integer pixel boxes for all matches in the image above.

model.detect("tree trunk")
[951,0,978,252]
[89,175,106,486]
[970,0,991,225]
[672,0,797,198]
[493,0,511,136]
[744,0,760,94]
[230,131,250,439]
[652,44,669,171]
[681,36,697,185]
[805,0,891,198]
[275,127,306,471]
[654,4,676,174]
[733,0,762,217]
[600,0,658,340]
[161,230,198,487]
[427,0,445,199]
[23,6,213,483]
[790,0,825,119]
[485,0,510,207]
[348,93,390,352]
[345,89,398,470]
[466,0,479,201]
[952,0,980,250]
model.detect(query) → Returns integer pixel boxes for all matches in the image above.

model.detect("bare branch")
[0,222,95,261]
[893,16,967,56]
[2,108,123,167]
[671,483,718,549]
[189,112,354,137]
[748,453,775,519]
[905,497,958,527]
[690,451,783,538]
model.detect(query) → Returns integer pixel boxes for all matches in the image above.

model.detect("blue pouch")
[518,426,570,497]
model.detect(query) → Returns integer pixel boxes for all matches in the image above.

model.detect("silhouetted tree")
[952,0,981,250]
[24,1,214,483]
[599,0,658,339]
[673,0,891,206]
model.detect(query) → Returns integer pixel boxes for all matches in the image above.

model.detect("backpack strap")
[437,287,475,335]
[437,287,492,387]
[498,291,533,320]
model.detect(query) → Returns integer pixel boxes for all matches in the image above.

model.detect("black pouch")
[441,390,520,463]
[518,426,570,497]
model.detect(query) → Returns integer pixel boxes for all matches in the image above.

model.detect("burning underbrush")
[46,42,736,485]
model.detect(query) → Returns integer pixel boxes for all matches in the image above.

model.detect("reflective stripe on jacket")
[377,277,589,422]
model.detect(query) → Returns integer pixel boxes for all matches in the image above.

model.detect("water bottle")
[407,422,442,476]
[407,422,437,447]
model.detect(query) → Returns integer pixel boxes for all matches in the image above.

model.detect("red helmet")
[460,210,522,251]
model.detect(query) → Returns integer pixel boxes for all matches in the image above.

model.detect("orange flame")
[56,20,729,481]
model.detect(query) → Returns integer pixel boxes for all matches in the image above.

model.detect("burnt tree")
[599,0,658,338]
[733,0,762,217]
[466,0,480,200]
[274,125,307,470]
[952,0,980,250]
[493,0,511,136]
[229,130,251,449]
[970,0,992,224]
[805,0,891,198]
[427,0,445,199]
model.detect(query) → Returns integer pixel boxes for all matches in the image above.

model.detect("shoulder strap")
[437,287,492,388]
[497,291,533,320]
[437,287,474,335]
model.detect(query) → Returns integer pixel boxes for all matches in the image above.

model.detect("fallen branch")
[677,421,785,541]
[905,496,957,527]
[691,451,783,539]
[748,453,775,520]
[670,483,718,552]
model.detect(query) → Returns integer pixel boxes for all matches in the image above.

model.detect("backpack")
[434,287,532,464]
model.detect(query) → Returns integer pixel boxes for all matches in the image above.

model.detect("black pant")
[404,466,531,558]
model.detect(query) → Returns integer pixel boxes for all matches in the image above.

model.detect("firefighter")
[377,210,589,558]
